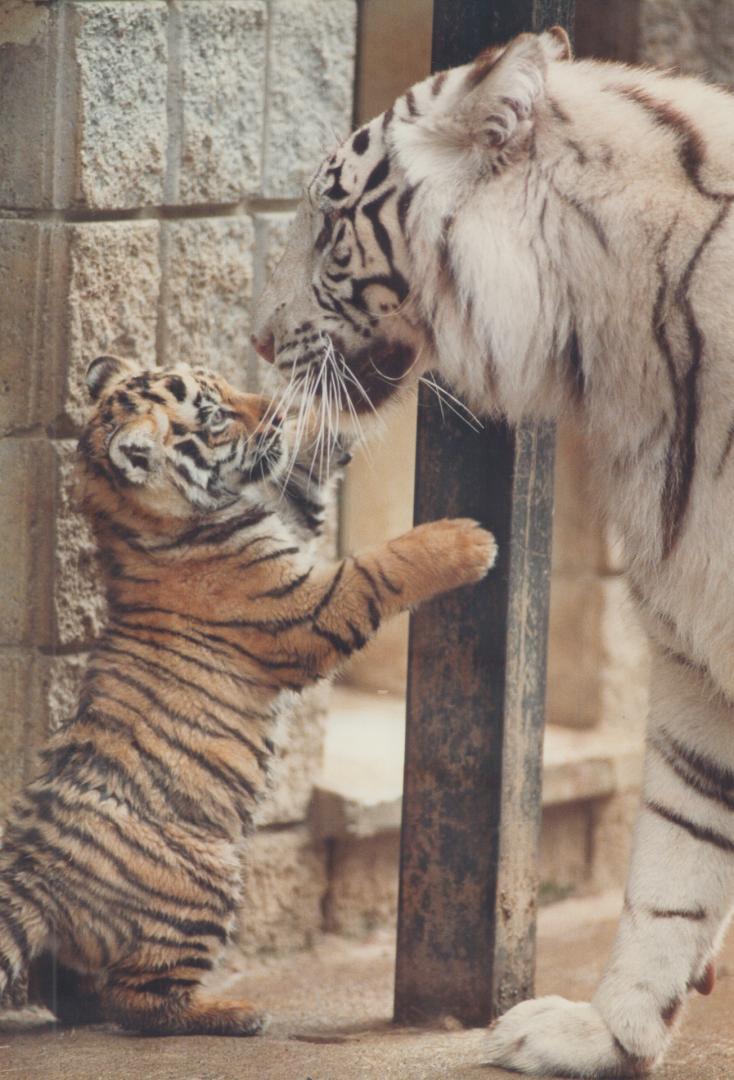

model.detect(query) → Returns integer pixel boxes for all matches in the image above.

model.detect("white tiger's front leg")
[486,649,734,1078]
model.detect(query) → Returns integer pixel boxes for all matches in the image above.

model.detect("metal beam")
[394,0,574,1028]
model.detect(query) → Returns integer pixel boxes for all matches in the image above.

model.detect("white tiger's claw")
[485,996,653,1078]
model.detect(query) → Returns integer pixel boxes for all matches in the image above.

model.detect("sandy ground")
[1,891,732,1080]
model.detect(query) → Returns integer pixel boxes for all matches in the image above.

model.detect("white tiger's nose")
[251,332,275,364]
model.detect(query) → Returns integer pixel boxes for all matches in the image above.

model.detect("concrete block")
[539,801,592,901]
[159,216,254,386]
[52,441,106,649]
[323,832,399,937]
[590,787,640,894]
[551,422,609,576]
[340,390,417,695]
[238,826,327,956]
[640,0,734,86]
[69,1,168,209]
[0,439,55,647]
[0,3,56,209]
[47,652,88,732]
[0,222,61,436]
[256,685,328,828]
[547,574,604,729]
[254,211,296,285]
[262,0,357,198]
[175,1,266,205]
[248,212,298,389]
[65,221,160,428]
[547,575,649,730]
[0,650,48,818]
[310,687,405,840]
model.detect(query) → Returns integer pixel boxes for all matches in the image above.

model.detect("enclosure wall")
[0,0,357,954]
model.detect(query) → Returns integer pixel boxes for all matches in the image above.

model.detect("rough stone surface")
[0,650,48,818]
[322,799,608,937]
[257,685,329,828]
[538,801,592,900]
[47,652,88,732]
[548,575,650,731]
[257,211,297,283]
[238,826,327,956]
[551,423,609,576]
[0,4,55,209]
[65,221,160,427]
[52,441,106,649]
[70,1,168,209]
[590,787,641,894]
[175,1,266,204]
[547,574,604,729]
[262,0,358,197]
[160,216,254,386]
[324,832,400,937]
[248,211,298,389]
[0,439,55,647]
[340,392,417,695]
[0,222,58,436]
[640,0,734,86]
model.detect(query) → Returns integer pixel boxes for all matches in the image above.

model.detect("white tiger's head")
[253,28,572,425]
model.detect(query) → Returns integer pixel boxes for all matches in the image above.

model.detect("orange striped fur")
[0,356,496,1034]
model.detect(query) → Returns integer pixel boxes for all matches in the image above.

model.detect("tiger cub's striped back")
[0,355,496,1034]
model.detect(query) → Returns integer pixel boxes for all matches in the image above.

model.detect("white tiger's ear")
[445,29,569,154]
[86,354,144,401]
[108,417,163,485]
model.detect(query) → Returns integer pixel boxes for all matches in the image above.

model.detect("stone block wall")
[0,0,357,952]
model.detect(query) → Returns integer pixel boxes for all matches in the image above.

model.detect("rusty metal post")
[394,0,574,1028]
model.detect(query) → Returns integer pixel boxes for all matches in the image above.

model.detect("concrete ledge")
[311,686,644,841]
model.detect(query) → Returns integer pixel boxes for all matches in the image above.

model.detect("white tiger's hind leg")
[486,649,734,1078]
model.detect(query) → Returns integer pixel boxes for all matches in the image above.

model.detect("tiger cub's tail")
[0,875,49,1001]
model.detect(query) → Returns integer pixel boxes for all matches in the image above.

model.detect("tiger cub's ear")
[449,29,570,155]
[108,416,164,485]
[86,354,144,401]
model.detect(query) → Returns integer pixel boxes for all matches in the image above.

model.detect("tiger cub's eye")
[204,405,229,432]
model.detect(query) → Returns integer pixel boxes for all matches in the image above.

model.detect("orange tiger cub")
[0,355,496,1036]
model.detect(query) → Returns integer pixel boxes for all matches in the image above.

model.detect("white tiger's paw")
[485,996,655,1078]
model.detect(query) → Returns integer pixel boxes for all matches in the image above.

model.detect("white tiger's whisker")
[334,365,374,468]
[367,352,420,386]
[285,368,317,494]
[418,374,484,432]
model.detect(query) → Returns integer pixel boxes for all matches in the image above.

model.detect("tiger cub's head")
[78,356,290,525]
[252,28,571,422]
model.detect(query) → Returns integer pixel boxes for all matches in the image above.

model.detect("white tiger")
[253,27,734,1077]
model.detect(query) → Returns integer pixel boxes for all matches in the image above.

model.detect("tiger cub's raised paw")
[412,517,497,593]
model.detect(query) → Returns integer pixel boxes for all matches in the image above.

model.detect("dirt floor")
[1,891,732,1080]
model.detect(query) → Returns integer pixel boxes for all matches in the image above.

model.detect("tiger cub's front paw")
[414,517,497,593]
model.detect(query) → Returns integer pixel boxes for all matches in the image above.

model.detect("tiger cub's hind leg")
[28,954,107,1025]
[103,982,265,1036]
[100,956,265,1036]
